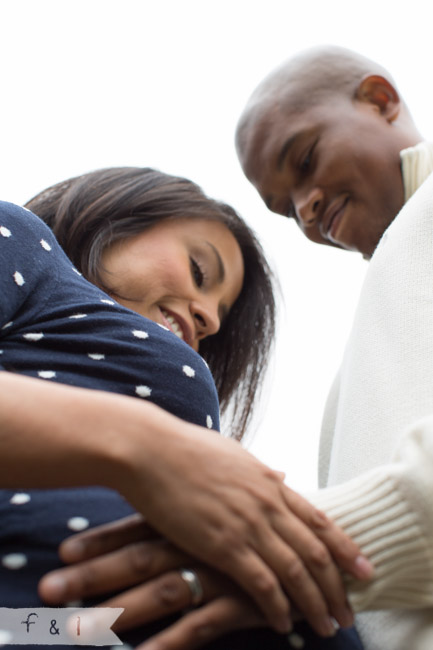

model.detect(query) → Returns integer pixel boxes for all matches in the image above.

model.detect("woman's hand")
[114,420,373,634]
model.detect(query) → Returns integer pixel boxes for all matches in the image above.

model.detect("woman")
[0,168,367,649]
[25,166,275,440]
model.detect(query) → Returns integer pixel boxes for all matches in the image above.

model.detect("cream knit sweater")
[310,143,433,650]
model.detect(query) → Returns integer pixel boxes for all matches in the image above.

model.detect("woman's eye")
[190,257,204,288]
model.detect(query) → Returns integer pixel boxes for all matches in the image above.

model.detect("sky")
[1,0,432,492]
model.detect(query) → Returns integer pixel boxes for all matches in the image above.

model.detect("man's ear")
[355,74,400,122]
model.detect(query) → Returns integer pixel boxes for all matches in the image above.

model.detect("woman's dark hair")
[25,167,275,440]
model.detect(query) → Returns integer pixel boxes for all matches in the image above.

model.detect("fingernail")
[336,605,354,628]
[43,574,67,599]
[319,616,337,637]
[354,555,374,579]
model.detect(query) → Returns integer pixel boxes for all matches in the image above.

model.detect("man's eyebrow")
[277,132,302,170]
[206,241,225,282]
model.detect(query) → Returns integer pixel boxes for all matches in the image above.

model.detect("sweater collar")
[400,141,433,201]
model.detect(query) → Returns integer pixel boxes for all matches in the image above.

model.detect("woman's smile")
[99,217,244,351]
[160,308,188,344]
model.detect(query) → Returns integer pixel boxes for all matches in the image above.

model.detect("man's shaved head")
[235,45,421,257]
[236,45,401,170]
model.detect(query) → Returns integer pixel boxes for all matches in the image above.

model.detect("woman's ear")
[355,74,400,122]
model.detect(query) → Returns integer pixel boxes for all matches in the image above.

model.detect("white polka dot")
[182,365,195,378]
[288,632,305,649]
[13,271,25,286]
[135,385,152,398]
[40,239,52,251]
[0,629,13,645]
[9,493,31,505]
[38,371,56,379]
[157,323,169,331]
[0,226,11,238]
[201,357,209,369]
[101,298,115,306]
[0,351,3,355]
[72,267,82,275]
[2,553,27,570]
[206,415,213,429]
[88,353,105,361]
[69,313,87,319]
[2,322,12,330]
[23,332,44,341]
[67,517,90,532]
[132,329,149,340]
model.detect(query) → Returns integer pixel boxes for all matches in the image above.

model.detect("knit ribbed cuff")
[309,467,433,612]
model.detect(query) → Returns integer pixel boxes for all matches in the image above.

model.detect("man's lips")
[322,196,349,242]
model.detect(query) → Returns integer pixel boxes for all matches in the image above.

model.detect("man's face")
[241,96,406,258]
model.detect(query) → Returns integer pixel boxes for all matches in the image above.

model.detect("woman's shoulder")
[0,201,67,277]
[0,201,56,239]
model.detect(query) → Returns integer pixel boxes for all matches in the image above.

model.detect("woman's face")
[99,218,244,351]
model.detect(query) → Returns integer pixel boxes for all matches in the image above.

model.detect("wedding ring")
[179,568,204,606]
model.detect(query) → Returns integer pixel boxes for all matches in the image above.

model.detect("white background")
[1,0,432,492]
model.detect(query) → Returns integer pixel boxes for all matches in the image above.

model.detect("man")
[235,46,424,258]
[234,46,433,650]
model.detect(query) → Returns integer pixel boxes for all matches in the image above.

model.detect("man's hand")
[40,518,265,649]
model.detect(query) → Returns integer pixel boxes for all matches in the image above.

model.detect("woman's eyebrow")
[205,241,225,282]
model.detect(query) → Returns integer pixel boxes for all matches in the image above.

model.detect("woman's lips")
[160,308,192,347]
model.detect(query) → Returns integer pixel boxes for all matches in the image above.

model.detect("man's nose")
[295,187,324,228]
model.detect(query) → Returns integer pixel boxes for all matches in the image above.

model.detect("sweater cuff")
[309,467,433,612]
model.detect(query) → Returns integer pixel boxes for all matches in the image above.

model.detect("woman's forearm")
[0,371,163,490]
[0,371,372,634]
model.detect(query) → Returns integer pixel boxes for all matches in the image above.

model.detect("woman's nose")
[295,187,324,228]
[191,299,221,341]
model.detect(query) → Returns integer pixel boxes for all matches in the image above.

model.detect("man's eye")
[299,140,317,173]
[190,257,204,287]
[300,151,311,172]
